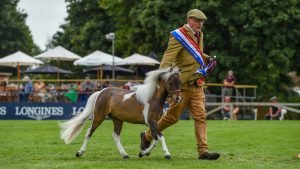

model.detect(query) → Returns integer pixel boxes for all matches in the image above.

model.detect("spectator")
[19,76,33,102]
[0,76,7,89]
[266,96,281,120]
[64,85,78,103]
[95,81,110,90]
[74,81,82,92]
[33,79,48,102]
[222,70,236,97]
[102,81,111,89]
[81,76,95,91]
[221,96,239,120]
[47,84,58,102]
[79,76,95,102]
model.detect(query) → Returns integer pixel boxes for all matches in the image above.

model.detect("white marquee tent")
[0,51,43,80]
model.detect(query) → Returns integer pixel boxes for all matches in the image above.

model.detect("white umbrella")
[74,50,123,66]
[74,50,123,79]
[35,46,81,61]
[0,51,43,80]
[35,46,81,80]
[115,53,160,78]
[115,53,160,66]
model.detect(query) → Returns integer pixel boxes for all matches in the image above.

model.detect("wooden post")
[57,58,60,81]
[17,63,20,80]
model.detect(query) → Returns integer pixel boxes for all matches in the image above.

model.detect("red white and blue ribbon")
[171,27,215,76]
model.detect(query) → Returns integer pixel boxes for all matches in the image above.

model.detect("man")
[79,76,95,102]
[20,76,33,102]
[266,96,281,120]
[140,9,220,160]
[222,70,236,97]
[222,96,239,120]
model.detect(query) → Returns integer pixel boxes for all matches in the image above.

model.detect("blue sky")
[18,0,67,50]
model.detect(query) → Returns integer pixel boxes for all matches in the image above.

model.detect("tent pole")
[136,65,138,79]
[56,58,60,88]
[17,62,20,102]
[97,68,99,79]
[100,65,103,88]
[17,63,21,80]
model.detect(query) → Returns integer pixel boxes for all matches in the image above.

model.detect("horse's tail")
[59,91,101,144]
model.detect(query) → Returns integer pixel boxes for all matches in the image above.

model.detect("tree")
[49,0,300,100]
[0,0,39,56]
[197,0,300,99]
[101,0,195,57]
[49,0,115,56]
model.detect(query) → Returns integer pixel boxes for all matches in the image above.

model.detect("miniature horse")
[59,67,182,159]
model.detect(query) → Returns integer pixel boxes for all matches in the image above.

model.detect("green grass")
[0,120,299,169]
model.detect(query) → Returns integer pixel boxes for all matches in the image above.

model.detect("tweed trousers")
[145,85,208,154]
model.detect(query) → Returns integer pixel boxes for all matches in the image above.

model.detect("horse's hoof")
[76,152,81,157]
[165,155,171,160]
[123,155,129,159]
[138,152,143,158]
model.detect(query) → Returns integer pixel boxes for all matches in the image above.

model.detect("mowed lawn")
[0,120,299,169]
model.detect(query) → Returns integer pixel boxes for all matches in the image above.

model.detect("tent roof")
[23,65,73,74]
[74,50,123,66]
[115,53,160,66]
[35,46,81,61]
[0,51,43,67]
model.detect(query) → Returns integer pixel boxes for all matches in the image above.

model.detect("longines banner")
[0,102,86,120]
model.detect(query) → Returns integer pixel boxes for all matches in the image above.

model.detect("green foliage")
[197,0,300,99]
[48,0,300,100]
[0,0,40,56]
[1,120,300,168]
[50,0,114,56]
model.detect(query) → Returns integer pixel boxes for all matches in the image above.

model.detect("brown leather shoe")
[140,132,151,150]
[198,152,220,160]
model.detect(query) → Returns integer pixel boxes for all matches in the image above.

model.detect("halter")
[166,89,182,111]
[171,90,181,97]
[167,89,182,99]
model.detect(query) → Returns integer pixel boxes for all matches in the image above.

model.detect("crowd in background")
[0,75,139,103]
[1,71,284,120]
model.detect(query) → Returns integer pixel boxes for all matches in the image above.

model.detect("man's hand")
[206,56,217,73]
[194,56,217,77]
[206,55,216,64]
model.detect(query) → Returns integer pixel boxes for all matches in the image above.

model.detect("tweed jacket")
[160,24,209,90]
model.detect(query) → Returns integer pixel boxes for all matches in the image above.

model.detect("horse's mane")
[135,67,180,104]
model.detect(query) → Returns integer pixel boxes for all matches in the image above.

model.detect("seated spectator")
[0,76,7,89]
[79,76,95,102]
[221,96,239,120]
[19,76,33,102]
[222,70,236,97]
[102,81,111,88]
[74,81,82,92]
[96,81,112,90]
[33,79,48,102]
[64,85,78,103]
[81,76,95,91]
[266,96,281,120]
[47,84,58,102]
[123,82,130,90]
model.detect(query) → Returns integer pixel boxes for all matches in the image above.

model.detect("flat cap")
[187,9,207,20]
[270,96,278,101]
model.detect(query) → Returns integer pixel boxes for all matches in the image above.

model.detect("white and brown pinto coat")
[59,66,181,159]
